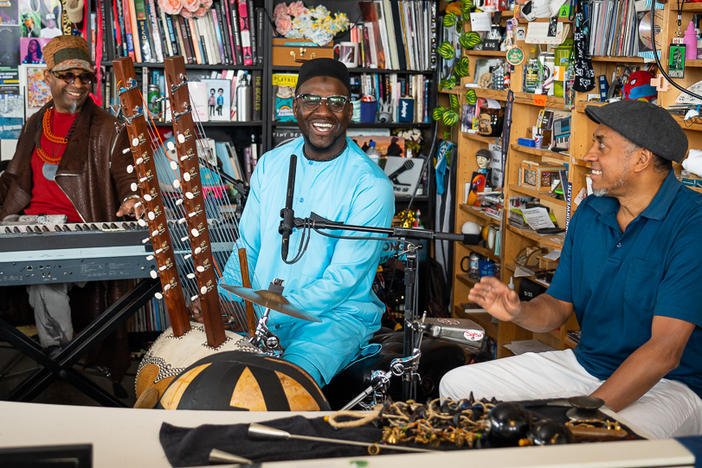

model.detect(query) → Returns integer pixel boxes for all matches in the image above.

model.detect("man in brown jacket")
[0,35,141,384]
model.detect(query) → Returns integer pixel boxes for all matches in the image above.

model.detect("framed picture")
[204,78,231,122]
[19,64,50,118]
[668,44,686,79]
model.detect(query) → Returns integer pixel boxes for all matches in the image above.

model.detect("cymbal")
[220,284,321,322]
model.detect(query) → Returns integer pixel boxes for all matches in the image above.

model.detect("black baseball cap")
[295,58,350,96]
[585,100,688,162]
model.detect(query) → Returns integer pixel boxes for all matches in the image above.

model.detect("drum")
[157,350,330,411]
[134,323,261,402]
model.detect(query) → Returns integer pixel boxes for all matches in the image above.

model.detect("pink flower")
[199,0,213,7]
[158,0,182,15]
[181,0,200,13]
[192,5,209,17]
[273,3,289,20]
[275,16,292,36]
[287,1,308,17]
[179,7,193,18]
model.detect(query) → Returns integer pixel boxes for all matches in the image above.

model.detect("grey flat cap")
[585,100,688,162]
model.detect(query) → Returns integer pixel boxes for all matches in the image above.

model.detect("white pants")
[439,349,702,439]
[27,283,74,348]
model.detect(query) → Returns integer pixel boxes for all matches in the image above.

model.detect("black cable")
[651,0,702,102]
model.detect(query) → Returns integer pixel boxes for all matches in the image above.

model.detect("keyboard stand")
[0,278,160,407]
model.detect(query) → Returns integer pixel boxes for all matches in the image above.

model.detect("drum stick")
[238,248,257,337]
[248,423,434,453]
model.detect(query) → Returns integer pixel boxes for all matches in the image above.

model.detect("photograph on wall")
[350,135,406,157]
[39,0,63,38]
[204,79,231,122]
[0,25,21,68]
[0,1,19,25]
[19,63,50,117]
[19,0,42,37]
[20,37,50,64]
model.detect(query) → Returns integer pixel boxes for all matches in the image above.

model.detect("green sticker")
[506,47,525,66]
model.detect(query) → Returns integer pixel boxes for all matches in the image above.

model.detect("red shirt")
[24,109,83,223]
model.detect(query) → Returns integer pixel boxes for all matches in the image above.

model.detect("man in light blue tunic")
[219,58,395,386]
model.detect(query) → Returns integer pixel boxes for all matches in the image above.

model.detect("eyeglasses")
[52,71,95,85]
[295,94,349,113]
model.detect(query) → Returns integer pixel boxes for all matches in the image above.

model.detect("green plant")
[433,0,482,132]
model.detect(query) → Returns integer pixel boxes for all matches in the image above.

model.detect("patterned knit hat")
[44,35,93,72]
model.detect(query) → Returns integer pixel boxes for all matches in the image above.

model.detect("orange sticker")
[533,94,547,106]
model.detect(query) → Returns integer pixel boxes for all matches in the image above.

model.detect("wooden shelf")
[504,263,552,288]
[506,224,565,250]
[590,56,644,63]
[462,132,499,144]
[272,65,433,74]
[466,50,507,57]
[508,184,567,206]
[683,3,702,12]
[671,113,702,132]
[155,120,263,127]
[575,100,606,113]
[510,144,570,164]
[458,204,502,225]
[474,88,509,101]
[459,242,500,263]
[513,92,570,110]
[517,16,572,23]
[686,59,702,68]
[456,273,478,288]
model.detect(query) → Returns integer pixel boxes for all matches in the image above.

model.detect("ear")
[43,69,52,86]
[632,148,654,173]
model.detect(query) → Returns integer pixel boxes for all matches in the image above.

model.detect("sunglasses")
[295,94,349,113]
[52,71,95,85]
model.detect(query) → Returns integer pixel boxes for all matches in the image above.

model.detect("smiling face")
[293,75,352,161]
[583,124,639,197]
[44,67,91,114]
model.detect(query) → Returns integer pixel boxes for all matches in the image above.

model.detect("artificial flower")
[158,0,182,15]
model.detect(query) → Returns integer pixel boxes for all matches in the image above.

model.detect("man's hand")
[468,276,521,322]
[116,197,144,218]
[190,298,203,323]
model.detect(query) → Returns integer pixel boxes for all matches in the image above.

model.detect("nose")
[583,141,598,162]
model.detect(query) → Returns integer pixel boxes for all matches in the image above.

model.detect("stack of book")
[101,0,264,66]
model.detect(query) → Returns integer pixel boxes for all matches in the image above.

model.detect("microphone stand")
[291,213,480,401]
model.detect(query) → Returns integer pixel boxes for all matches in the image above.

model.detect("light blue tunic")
[219,137,395,385]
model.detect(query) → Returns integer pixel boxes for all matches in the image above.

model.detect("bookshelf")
[445,1,702,357]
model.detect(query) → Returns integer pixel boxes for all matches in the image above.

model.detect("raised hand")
[467,276,522,322]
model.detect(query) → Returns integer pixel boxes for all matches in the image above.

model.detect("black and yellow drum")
[157,350,330,411]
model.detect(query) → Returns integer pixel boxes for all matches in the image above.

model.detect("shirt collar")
[587,170,680,220]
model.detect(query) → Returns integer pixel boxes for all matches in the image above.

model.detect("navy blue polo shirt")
[547,171,702,398]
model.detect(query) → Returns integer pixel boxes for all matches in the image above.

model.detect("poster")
[204,79,231,122]
[19,63,50,117]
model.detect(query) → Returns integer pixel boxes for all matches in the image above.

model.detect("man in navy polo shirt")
[440,100,702,439]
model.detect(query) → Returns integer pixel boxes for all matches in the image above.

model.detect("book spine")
[214,1,231,64]
[164,13,179,56]
[134,0,153,62]
[228,0,243,65]
[114,0,127,56]
[237,0,253,66]
[122,0,136,60]
[252,68,261,121]
[128,0,143,62]
[100,0,115,60]
[255,7,264,66]
[146,0,163,61]
[188,17,205,64]
[429,0,437,69]
[247,0,257,65]
[222,0,237,65]
[175,15,194,64]
[205,11,221,64]
[211,8,228,65]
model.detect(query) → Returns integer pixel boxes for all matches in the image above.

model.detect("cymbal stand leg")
[249,308,282,356]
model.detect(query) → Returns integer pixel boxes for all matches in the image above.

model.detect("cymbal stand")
[249,309,283,356]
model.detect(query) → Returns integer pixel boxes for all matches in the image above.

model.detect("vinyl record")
[638,12,662,50]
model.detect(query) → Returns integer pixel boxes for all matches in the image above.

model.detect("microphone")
[279,154,297,261]
[387,159,414,186]
[420,317,486,352]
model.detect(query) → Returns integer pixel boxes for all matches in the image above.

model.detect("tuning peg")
[184,253,192,260]
[132,137,139,146]
[134,201,142,208]
[175,199,184,206]
[163,284,172,292]
[177,133,186,144]
[173,179,181,188]
[122,147,130,154]
[126,165,134,174]
[154,248,164,254]
[177,218,187,224]
[142,238,150,244]
[200,286,208,294]
[149,270,158,279]
[151,230,159,237]
[183,172,191,181]
[185,192,194,199]
[188,211,197,218]
[131,183,138,192]
[159,265,167,271]
[146,255,154,261]
[190,295,199,302]
[180,235,188,242]
[194,247,202,254]
[167,141,176,151]
[190,228,199,237]
[196,265,205,273]
[187,273,195,279]
[139,176,149,183]
[144,194,152,201]
[137,219,147,227]
[147,212,155,221]
[154,292,163,300]
[170,160,178,170]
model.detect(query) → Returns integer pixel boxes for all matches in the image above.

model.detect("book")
[175,15,194,64]
[359,2,384,68]
[189,81,209,122]
[204,78,231,122]
[255,6,264,66]
[237,0,253,66]
[187,17,204,64]
[127,0,142,62]
[251,69,262,121]
[215,1,233,65]
[133,0,153,62]
[145,0,163,61]
[248,0,258,65]
[227,0,243,65]
[162,12,178,56]
[210,8,227,65]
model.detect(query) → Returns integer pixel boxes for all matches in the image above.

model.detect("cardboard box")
[272,38,334,67]
[519,160,567,191]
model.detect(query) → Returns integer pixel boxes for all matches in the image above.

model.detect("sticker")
[464,329,485,342]
[42,162,58,181]
[506,47,525,66]
[533,94,547,106]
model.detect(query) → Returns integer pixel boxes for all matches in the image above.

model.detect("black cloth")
[295,58,350,94]
[160,415,383,467]
[572,0,595,92]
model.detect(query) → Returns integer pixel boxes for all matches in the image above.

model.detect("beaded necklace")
[36,106,79,165]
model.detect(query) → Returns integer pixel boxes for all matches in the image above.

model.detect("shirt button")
[616,242,622,248]
[299,197,304,202]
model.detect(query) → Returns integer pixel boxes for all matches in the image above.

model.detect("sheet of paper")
[504,339,556,355]
[470,12,492,32]
[522,206,556,230]
[543,249,561,261]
